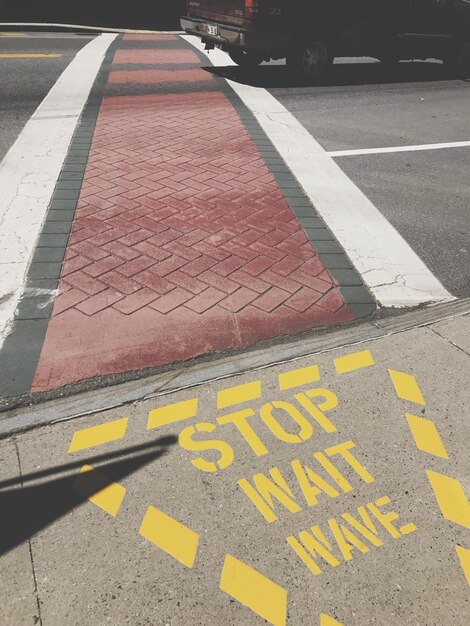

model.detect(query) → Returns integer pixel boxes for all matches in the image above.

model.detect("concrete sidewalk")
[0,34,374,407]
[1,308,468,626]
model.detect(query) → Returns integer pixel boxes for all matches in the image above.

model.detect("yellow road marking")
[68,417,128,452]
[217,380,262,409]
[0,53,62,58]
[321,615,344,626]
[74,465,126,517]
[65,352,468,620]
[0,32,27,37]
[147,398,198,430]
[427,471,470,528]
[456,546,470,586]
[139,505,199,568]
[220,554,287,626]
[389,369,426,405]
[334,350,374,374]
[406,414,448,459]
[278,365,320,390]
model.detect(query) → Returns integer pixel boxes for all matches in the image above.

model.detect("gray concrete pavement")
[0,33,94,161]
[1,310,468,626]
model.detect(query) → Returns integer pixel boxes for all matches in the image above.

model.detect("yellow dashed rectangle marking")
[389,369,426,405]
[278,365,320,391]
[217,381,262,409]
[220,554,287,626]
[321,615,344,626]
[139,505,199,568]
[68,418,128,453]
[456,546,470,586]
[406,414,448,459]
[74,465,126,517]
[0,53,62,58]
[147,398,198,430]
[427,470,470,528]
[334,350,374,374]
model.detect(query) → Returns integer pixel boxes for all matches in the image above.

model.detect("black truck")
[181,0,470,79]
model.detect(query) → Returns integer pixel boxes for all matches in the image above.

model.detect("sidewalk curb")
[1,297,468,438]
[0,22,184,35]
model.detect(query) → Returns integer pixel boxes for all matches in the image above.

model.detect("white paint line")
[329,140,470,158]
[0,33,116,346]
[184,36,454,308]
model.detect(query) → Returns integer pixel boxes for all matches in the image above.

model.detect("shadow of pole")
[0,435,177,556]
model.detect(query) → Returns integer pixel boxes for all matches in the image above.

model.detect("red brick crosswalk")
[31,36,353,392]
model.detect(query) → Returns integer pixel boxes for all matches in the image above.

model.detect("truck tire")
[456,43,470,77]
[379,57,400,67]
[228,49,264,68]
[286,36,333,81]
[443,42,470,77]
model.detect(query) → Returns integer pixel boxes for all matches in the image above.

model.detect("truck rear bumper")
[180,16,289,52]
[181,16,247,47]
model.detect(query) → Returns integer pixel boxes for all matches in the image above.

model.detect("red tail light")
[244,0,259,20]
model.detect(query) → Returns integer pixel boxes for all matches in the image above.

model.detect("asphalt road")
[266,60,470,298]
[0,33,95,162]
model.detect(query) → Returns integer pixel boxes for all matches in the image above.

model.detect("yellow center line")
[0,32,28,37]
[0,53,62,59]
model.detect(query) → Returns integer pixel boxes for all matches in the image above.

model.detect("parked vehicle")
[181,0,470,79]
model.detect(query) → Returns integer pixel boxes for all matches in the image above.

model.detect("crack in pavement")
[13,438,43,626]
[429,325,470,358]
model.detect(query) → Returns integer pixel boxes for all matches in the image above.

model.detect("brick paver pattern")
[31,37,352,392]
